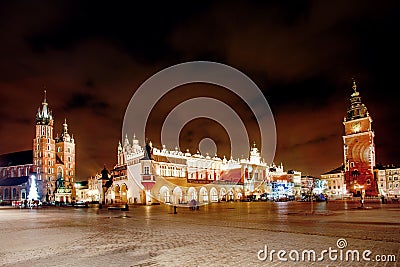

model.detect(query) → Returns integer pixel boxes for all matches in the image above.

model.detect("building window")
[366,179,371,185]
[12,188,17,199]
[68,157,71,162]
[57,147,61,152]
[67,148,71,153]
[144,166,149,175]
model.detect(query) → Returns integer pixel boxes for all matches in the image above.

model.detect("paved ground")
[0,200,399,267]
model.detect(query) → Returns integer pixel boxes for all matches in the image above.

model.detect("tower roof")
[346,80,369,121]
[57,118,73,143]
[0,150,33,167]
[36,89,53,125]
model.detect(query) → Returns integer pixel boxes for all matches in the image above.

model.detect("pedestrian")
[381,195,385,204]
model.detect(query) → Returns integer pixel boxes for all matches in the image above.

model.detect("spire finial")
[352,78,357,92]
[43,86,47,103]
[63,118,68,132]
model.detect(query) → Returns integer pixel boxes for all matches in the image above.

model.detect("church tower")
[33,90,56,201]
[343,80,377,196]
[55,119,76,202]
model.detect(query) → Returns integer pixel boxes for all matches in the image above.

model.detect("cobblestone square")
[1,201,399,267]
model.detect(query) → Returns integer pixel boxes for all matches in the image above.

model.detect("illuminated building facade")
[0,151,34,204]
[383,166,400,196]
[33,91,76,202]
[86,166,112,203]
[343,81,377,196]
[321,166,346,198]
[0,91,76,204]
[105,135,301,205]
[374,165,400,197]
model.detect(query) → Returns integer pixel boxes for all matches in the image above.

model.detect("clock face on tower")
[352,121,361,133]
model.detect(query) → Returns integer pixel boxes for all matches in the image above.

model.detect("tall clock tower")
[343,81,377,196]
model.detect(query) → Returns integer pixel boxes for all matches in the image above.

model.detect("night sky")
[1,1,399,180]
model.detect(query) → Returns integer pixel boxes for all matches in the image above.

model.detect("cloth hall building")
[98,136,302,205]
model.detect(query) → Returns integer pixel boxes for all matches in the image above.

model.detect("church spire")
[36,89,53,125]
[43,88,47,103]
[63,118,68,133]
[57,117,73,143]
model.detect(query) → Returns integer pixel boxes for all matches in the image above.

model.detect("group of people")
[22,199,39,208]
[381,194,399,204]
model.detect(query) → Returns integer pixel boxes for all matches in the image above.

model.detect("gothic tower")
[55,119,76,202]
[33,90,56,201]
[343,81,377,196]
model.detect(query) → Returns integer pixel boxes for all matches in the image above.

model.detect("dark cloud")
[281,133,338,151]
[64,92,111,117]
[22,1,215,63]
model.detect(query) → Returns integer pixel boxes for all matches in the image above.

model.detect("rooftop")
[0,150,33,168]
